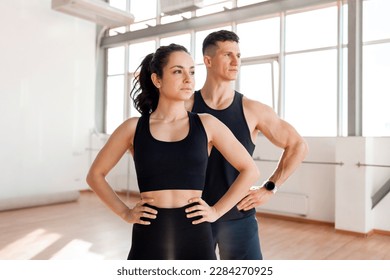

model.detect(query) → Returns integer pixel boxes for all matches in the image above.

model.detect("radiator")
[256,192,309,216]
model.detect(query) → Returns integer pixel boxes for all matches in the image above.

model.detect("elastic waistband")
[144,202,198,212]
[141,202,201,224]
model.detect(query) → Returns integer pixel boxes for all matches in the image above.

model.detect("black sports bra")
[133,112,208,193]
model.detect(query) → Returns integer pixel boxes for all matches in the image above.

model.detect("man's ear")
[203,55,212,67]
[151,73,161,88]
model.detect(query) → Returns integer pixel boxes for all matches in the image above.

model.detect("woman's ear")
[151,73,161,88]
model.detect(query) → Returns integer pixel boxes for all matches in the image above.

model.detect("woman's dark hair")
[130,43,189,115]
[202,30,239,55]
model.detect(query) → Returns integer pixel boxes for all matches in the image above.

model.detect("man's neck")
[201,78,235,107]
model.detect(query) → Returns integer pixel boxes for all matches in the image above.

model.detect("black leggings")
[127,203,216,260]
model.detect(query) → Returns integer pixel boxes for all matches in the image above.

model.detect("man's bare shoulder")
[242,95,275,116]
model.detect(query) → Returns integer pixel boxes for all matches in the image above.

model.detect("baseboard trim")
[256,211,334,227]
[334,229,374,238]
[0,190,80,212]
[373,229,390,236]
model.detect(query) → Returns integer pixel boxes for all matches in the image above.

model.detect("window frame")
[102,0,390,137]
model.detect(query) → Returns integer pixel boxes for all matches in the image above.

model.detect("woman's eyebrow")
[169,65,195,69]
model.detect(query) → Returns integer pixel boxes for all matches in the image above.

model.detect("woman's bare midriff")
[140,189,203,208]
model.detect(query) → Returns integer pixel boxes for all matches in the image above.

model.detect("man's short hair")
[202,30,240,55]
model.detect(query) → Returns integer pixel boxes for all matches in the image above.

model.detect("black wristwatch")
[264,180,278,194]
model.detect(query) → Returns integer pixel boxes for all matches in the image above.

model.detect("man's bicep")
[257,110,298,149]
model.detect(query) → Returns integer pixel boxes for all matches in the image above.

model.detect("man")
[186,30,308,260]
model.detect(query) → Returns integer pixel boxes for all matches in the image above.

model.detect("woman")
[86,44,259,260]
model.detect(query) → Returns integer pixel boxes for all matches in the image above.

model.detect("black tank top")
[192,90,256,221]
[133,112,208,193]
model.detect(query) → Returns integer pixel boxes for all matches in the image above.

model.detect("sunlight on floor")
[0,228,105,260]
[50,239,104,260]
[0,229,61,260]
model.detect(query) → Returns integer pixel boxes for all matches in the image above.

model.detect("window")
[362,0,390,136]
[130,0,157,22]
[129,0,157,31]
[102,1,390,137]
[106,46,125,134]
[108,0,127,36]
[285,50,338,136]
[284,6,339,136]
[237,17,280,114]
[363,43,390,136]
[286,7,338,52]
[128,41,156,73]
[237,17,280,57]
[239,61,279,110]
[109,0,126,11]
[363,0,390,42]
[106,75,125,134]
[160,34,191,51]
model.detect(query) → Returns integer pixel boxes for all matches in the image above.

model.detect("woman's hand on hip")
[185,197,220,224]
[122,198,157,225]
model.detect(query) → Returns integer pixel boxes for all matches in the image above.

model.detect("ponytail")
[130,53,159,115]
[130,44,189,115]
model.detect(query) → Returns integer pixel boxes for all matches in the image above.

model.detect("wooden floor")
[0,191,389,260]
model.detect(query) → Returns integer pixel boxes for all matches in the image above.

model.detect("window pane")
[195,64,206,91]
[107,46,125,75]
[239,63,276,108]
[160,33,191,52]
[129,41,156,72]
[195,26,231,63]
[285,50,337,136]
[286,7,338,52]
[342,47,348,136]
[237,17,280,57]
[342,3,348,45]
[109,0,127,11]
[363,0,390,42]
[106,75,124,134]
[130,0,157,22]
[363,43,390,136]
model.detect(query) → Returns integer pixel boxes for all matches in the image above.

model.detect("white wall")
[366,138,390,232]
[0,1,96,200]
[334,137,390,233]
[254,137,337,223]
[90,133,137,193]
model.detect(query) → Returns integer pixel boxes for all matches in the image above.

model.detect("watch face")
[264,181,275,191]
